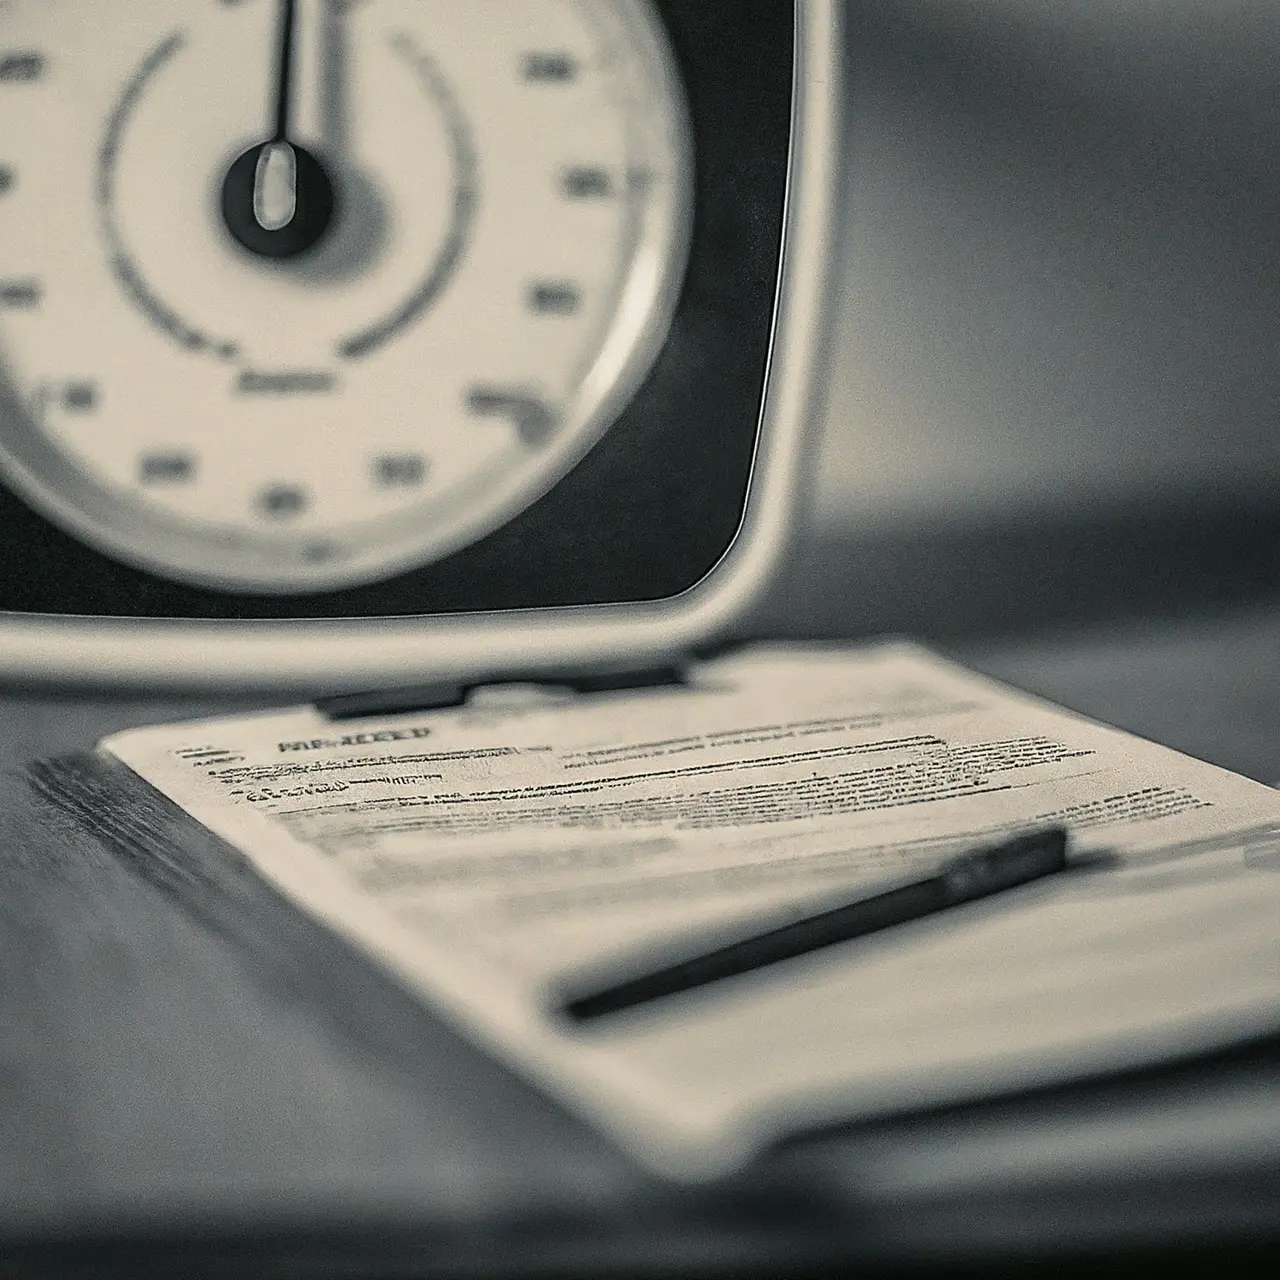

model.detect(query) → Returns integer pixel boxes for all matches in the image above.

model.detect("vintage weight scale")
[0,0,840,690]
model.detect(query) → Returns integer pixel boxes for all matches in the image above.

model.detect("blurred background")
[751,0,1280,643]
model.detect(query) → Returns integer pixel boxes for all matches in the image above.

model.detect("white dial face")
[0,0,691,591]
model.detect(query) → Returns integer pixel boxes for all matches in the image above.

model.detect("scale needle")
[221,0,337,259]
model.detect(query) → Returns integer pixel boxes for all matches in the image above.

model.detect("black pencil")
[561,826,1070,1023]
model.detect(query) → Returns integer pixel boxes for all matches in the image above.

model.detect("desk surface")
[3,608,1279,1275]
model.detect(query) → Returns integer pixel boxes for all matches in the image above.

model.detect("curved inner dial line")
[335,31,478,360]
[96,31,241,360]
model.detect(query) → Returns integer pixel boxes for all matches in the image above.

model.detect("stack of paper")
[59,643,1280,1178]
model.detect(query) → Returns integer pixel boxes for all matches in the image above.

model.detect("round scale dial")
[0,0,691,591]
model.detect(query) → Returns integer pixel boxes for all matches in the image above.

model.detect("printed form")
[104,642,1280,1177]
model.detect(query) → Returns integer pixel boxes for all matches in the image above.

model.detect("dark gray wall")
[770,0,1280,639]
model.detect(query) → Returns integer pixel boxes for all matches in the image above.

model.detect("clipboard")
[30,640,1280,1180]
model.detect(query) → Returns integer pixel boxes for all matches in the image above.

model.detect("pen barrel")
[940,828,1069,903]
[562,876,950,1022]
[563,827,1070,1023]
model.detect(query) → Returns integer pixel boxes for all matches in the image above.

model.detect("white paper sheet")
[103,642,1280,1178]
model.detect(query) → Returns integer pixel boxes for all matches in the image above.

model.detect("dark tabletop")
[3,605,1279,1277]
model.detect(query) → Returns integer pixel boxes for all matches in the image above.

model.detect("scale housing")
[0,1,842,690]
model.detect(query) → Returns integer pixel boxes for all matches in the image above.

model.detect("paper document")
[102,642,1280,1178]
